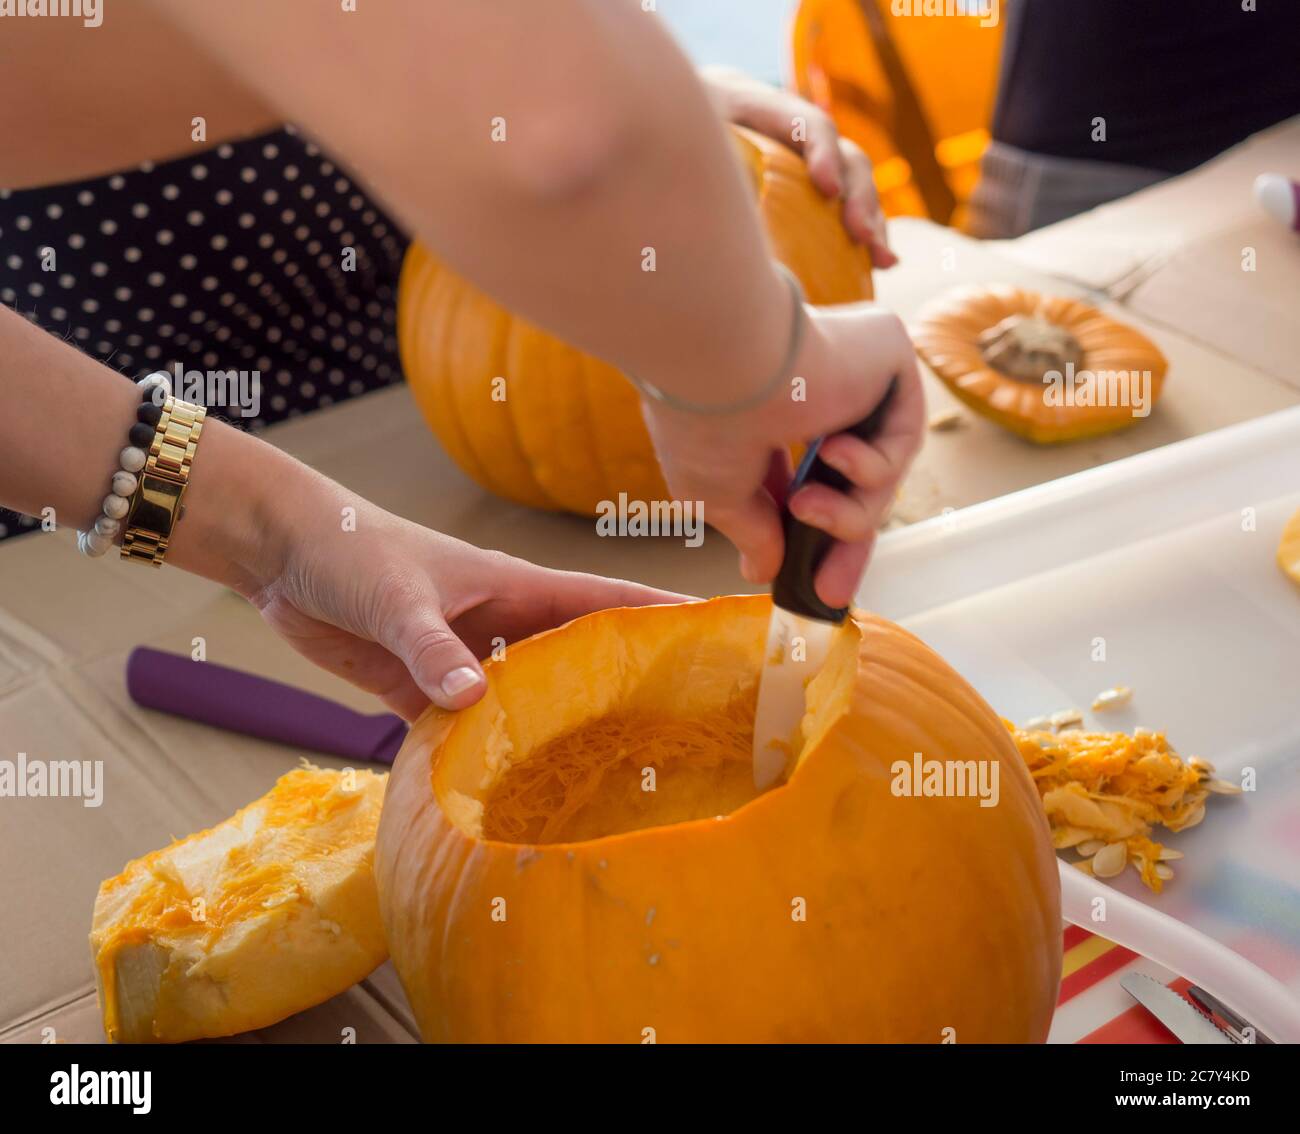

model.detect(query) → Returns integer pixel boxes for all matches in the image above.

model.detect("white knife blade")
[751,607,835,789]
[749,378,899,790]
[1120,974,1236,1044]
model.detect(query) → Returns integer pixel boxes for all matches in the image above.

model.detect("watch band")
[120,396,207,567]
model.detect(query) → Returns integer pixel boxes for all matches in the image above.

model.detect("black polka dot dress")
[0,125,410,541]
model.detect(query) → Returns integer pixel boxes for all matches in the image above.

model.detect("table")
[2,141,1295,1043]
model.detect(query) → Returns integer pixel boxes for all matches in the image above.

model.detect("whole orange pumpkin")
[397,128,874,515]
[374,594,1061,1043]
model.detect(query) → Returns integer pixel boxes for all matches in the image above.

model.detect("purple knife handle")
[126,647,408,765]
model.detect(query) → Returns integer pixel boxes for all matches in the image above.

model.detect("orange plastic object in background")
[790,0,1004,228]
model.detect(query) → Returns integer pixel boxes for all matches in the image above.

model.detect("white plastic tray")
[860,407,1300,1011]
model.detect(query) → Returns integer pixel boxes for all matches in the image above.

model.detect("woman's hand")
[241,482,684,721]
[640,301,925,610]
[700,66,898,268]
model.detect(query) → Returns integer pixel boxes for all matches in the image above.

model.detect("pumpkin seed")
[1091,685,1133,711]
[1023,715,1053,732]
[1154,864,1175,881]
[1077,838,1107,857]
[1173,803,1207,831]
[1206,778,1243,795]
[928,408,964,432]
[1157,847,1184,861]
[1189,757,1216,774]
[1091,842,1128,878]
[1050,709,1084,732]
[1052,826,1093,849]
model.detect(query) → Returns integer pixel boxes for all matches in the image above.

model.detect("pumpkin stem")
[978,314,1083,382]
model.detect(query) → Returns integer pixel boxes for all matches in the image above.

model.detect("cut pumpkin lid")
[912,285,1169,444]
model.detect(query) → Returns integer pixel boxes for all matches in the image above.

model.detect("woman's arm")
[149,0,791,410]
[146,0,924,596]
[0,306,681,716]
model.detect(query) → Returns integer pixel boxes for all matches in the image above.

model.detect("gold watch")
[121,396,207,567]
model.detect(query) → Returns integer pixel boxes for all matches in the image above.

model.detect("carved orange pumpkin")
[374,594,1061,1043]
[397,128,874,515]
[912,286,1169,443]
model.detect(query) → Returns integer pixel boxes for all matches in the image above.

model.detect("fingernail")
[441,666,483,699]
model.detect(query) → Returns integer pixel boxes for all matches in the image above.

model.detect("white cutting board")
[860,407,1300,994]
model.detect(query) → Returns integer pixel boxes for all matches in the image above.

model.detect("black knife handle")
[771,376,899,623]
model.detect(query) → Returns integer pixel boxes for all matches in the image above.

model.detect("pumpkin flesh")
[375,595,1061,1043]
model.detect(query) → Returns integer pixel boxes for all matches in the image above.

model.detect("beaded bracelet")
[77,372,173,558]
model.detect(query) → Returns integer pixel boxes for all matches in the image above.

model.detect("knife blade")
[751,377,898,788]
[1120,974,1236,1044]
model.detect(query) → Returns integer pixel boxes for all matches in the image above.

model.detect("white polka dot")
[16,215,32,230]
[106,319,123,333]
[270,394,287,411]
[132,202,150,219]
[217,144,234,159]
[179,253,198,270]
[328,218,343,233]
[91,262,109,277]
[49,304,66,319]
[314,202,330,218]
[238,213,255,229]
[231,255,249,271]
[77,189,95,206]
[139,160,155,173]
[257,234,274,249]
[300,184,316,200]
[263,143,280,159]
[118,353,134,367]
[125,333,141,346]
[201,276,218,291]
[248,272,263,286]
[169,293,187,308]
[156,230,174,245]
[124,246,142,262]
[68,233,86,248]
[334,178,350,193]
[81,298,99,312]
[100,219,118,235]
[145,344,161,359]
[187,211,205,226]
[108,175,126,190]
[262,189,279,205]
[28,282,44,297]
[215,188,233,206]
[96,340,112,354]
[5,255,21,270]
[348,380,364,396]
[147,272,165,287]
[283,165,299,181]
[348,195,363,210]
[293,225,309,240]
[320,161,334,175]
[73,327,90,340]
[240,167,257,183]
[46,203,63,219]
[162,184,180,200]
[191,165,208,180]
[138,308,154,322]
[279,209,295,224]
[306,240,322,255]
[190,311,205,325]
[308,357,325,374]
[211,235,228,250]
[272,249,288,264]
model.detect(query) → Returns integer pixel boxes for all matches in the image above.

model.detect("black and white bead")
[77,371,171,558]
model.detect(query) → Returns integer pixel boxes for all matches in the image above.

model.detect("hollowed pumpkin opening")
[431,600,859,846]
